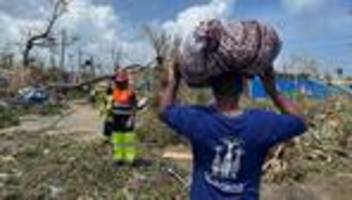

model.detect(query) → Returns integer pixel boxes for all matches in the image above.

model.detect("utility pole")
[49,46,56,68]
[59,29,67,70]
[59,29,79,72]
[90,56,95,78]
[77,48,82,83]
[68,53,74,83]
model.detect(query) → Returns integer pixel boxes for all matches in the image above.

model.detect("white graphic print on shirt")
[205,137,245,194]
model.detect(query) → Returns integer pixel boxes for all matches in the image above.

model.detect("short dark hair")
[210,73,243,98]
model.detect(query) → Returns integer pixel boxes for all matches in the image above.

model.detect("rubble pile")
[264,97,352,182]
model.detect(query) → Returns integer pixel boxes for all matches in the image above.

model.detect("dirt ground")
[0,102,103,140]
[1,102,352,200]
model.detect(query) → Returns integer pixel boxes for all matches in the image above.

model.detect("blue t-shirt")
[161,105,306,200]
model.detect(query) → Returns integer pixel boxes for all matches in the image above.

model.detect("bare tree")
[110,45,124,68]
[22,0,71,66]
[144,25,167,66]
[143,25,182,98]
[290,56,320,78]
[144,25,180,67]
[58,29,79,69]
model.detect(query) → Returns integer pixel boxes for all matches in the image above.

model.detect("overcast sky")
[0,0,351,74]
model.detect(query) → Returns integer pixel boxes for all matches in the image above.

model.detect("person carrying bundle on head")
[158,19,307,200]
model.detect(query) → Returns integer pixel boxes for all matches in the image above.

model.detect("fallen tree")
[46,75,112,90]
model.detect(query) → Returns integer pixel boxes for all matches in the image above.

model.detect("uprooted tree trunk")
[46,63,151,91]
[23,0,70,66]
[47,75,112,90]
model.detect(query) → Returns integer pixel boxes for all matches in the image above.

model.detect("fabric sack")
[179,19,282,87]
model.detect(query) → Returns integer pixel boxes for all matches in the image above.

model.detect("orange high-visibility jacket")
[111,88,136,115]
[112,89,136,105]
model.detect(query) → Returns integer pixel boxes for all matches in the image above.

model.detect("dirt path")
[0,102,103,141]
[52,103,103,141]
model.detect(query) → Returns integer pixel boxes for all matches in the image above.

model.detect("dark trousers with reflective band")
[111,115,137,163]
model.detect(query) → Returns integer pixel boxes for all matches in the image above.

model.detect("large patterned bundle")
[179,19,282,87]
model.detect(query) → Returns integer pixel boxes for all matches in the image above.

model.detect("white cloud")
[0,0,47,20]
[282,0,326,14]
[0,0,154,70]
[162,0,235,40]
[0,0,236,70]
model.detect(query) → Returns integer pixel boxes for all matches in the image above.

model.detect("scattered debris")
[263,97,352,182]
[0,87,351,199]
[17,86,49,105]
[167,167,190,189]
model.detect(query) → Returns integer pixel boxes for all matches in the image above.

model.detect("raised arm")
[260,69,305,122]
[158,61,181,116]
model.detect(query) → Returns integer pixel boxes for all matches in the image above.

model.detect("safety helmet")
[114,70,129,83]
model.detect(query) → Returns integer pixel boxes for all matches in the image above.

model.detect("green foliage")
[66,89,88,100]
[0,102,64,129]
[0,106,20,128]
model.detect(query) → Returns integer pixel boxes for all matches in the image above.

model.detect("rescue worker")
[107,69,138,166]
[102,64,124,139]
